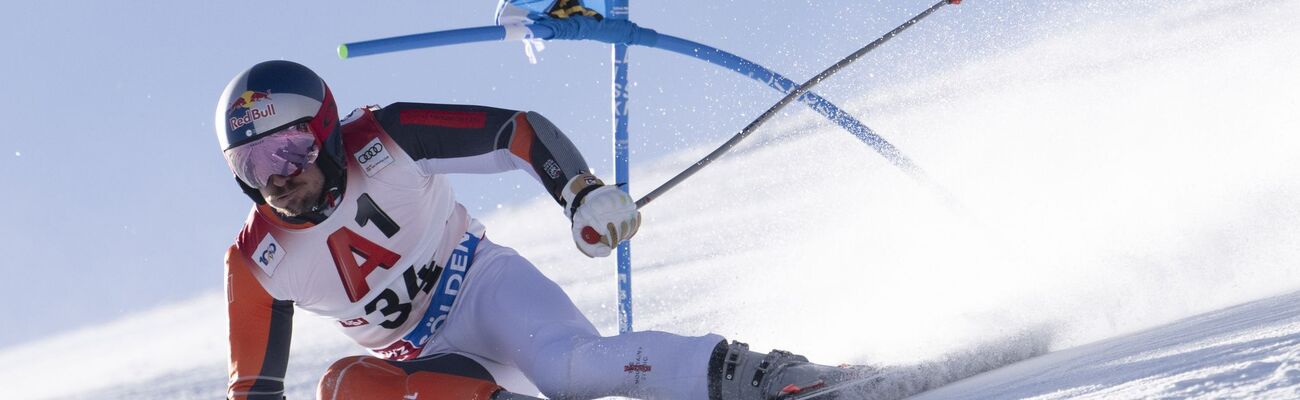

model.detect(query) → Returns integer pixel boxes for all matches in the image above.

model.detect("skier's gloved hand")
[562,173,641,258]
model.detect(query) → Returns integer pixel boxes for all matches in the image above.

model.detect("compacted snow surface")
[4,1,1299,399]
[910,291,1300,399]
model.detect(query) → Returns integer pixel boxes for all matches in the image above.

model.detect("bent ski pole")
[635,0,961,209]
[339,20,931,186]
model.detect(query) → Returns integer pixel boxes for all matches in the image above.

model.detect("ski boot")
[708,341,877,400]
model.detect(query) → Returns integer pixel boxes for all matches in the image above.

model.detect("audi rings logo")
[358,143,384,164]
[355,137,394,177]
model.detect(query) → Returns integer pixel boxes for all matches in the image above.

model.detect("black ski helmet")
[215,60,343,200]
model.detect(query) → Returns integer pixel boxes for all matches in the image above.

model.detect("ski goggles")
[224,123,319,189]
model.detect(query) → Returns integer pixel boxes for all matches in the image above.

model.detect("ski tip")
[337,44,350,60]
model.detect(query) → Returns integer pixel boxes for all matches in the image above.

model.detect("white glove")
[562,173,642,258]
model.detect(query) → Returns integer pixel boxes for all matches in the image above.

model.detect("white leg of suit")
[424,238,723,400]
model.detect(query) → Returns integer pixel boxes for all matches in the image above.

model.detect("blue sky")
[0,1,1071,348]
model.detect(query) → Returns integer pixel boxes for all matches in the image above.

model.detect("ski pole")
[635,0,961,209]
[338,20,940,192]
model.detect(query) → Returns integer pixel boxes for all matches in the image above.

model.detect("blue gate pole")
[609,0,634,335]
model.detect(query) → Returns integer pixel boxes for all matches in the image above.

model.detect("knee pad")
[317,356,408,400]
[406,371,502,400]
[316,355,504,400]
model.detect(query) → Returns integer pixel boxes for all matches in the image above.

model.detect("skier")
[219,60,868,400]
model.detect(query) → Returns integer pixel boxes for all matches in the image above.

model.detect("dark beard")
[274,159,346,224]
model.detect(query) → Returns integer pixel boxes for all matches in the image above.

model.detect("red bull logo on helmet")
[227,91,277,133]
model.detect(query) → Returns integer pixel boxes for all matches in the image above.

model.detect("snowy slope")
[910,291,1300,399]
[3,0,1300,399]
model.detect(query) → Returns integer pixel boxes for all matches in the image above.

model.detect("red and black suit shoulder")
[371,102,590,204]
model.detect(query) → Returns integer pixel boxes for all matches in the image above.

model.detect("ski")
[491,390,545,400]
[780,372,887,400]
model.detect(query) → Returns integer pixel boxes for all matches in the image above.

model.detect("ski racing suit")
[224,103,723,400]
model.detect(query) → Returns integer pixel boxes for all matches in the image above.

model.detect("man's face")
[258,162,325,217]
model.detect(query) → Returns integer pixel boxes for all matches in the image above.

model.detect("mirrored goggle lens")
[224,126,319,189]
